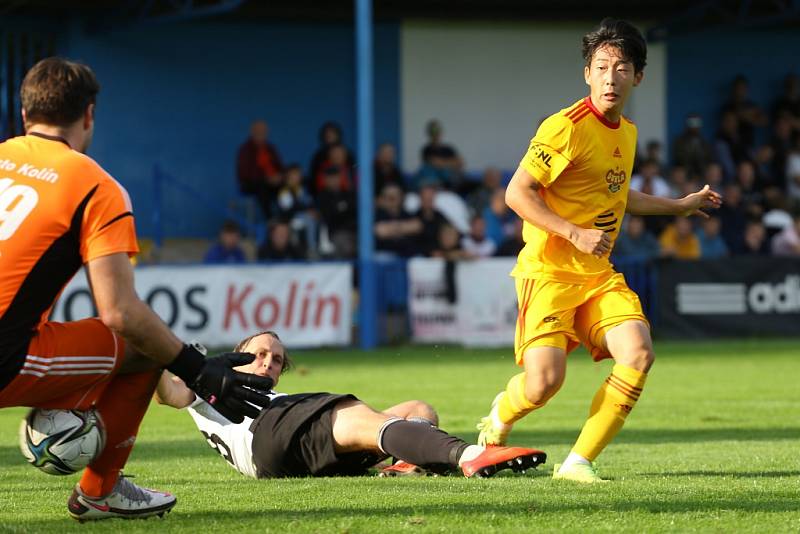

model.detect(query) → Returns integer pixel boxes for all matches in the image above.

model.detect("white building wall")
[400,20,666,173]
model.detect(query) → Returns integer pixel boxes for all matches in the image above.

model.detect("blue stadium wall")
[666,27,800,150]
[61,20,400,238]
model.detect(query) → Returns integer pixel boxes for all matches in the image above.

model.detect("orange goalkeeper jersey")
[511,97,637,284]
[0,133,139,385]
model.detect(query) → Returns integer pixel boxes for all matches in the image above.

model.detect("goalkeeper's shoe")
[68,474,176,521]
[476,392,511,446]
[378,461,431,477]
[461,446,546,478]
[552,462,608,484]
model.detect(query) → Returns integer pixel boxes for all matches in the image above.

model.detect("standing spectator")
[721,75,767,148]
[772,73,800,129]
[315,143,355,195]
[412,181,449,256]
[419,119,463,190]
[374,183,422,258]
[461,215,497,258]
[740,219,770,255]
[277,164,317,255]
[672,114,713,179]
[204,220,247,264]
[495,218,524,257]
[715,110,750,181]
[316,167,357,259]
[237,119,284,218]
[467,167,503,216]
[696,216,728,258]
[771,212,800,256]
[309,121,354,193]
[659,217,701,259]
[630,159,671,197]
[374,142,404,194]
[612,215,659,261]
[736,160,765,217]
[431,223,472,260]
[258,221,305,261]
[483,189,518,246]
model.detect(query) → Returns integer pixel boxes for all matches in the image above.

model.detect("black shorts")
[250,393,384,478]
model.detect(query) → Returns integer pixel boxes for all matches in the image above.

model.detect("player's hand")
[167,346,274,423]
[571,227,611,257]
[678,184,722,218]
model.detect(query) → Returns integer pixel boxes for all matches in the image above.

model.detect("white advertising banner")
[50,264,352,348]
[408,257,517,346]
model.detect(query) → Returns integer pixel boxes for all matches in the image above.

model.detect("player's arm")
[627,184,722,218]
[505,166,611,257]
[154,371,196,409]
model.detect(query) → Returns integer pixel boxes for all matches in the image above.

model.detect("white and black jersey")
[186,391,286,479]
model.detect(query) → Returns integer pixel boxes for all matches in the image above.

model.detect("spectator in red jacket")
[237,120,285,219]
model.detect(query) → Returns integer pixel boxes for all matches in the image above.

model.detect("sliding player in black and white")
[155,330,546,478]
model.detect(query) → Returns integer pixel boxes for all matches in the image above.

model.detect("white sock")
[490,406,512,430]
[560,451,591,471]
[457,445,484,466]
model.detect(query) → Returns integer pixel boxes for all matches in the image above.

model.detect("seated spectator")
[786,131,800,205]
[659,217,700,259]
[703,163,724,190]
[374,183,422,258]
[258,221,305,261]
[237,120,284,219]
[672,114,713,179]
[735,160,765,218]
[431,223,472,260]
[315,143,355,195]
[771,212,800,256]
[721,75,767,149]
[374,143,404,194]
[495,218,524,257]
[696,216,728,258]
[467,167,503,216]
[769,116,793,186]
[204,220,247,264]
[483,189,518,246]
[740,219,770,256]
[715,110,750,181]
[718,183,749,252]
[644,140,664,168]
[411,181,449,256]
[418,119,463,190]
[461,215,497,258]
[309,121,353,193]
[631,159,671,197]
[667,165,689,198]
[317,167,357,259]
[613,215,659,261]
[277,164,317,255]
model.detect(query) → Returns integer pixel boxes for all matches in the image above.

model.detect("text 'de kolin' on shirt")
[512,97,637,284]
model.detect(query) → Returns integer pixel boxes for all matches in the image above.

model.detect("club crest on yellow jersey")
[605,168,626,193]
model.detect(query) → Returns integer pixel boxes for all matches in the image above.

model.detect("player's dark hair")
[21,57,99,128]
[582,18,647,73]
[233,331,294,375]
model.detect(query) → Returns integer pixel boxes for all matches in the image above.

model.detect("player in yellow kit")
[476,18,722,482]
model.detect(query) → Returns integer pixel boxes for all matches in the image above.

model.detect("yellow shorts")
[514,273,648,364]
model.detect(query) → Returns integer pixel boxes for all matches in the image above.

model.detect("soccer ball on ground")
[19,408,106,475]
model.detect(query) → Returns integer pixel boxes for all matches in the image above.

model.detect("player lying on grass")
[155,330,546,479]
[475,18,722,483]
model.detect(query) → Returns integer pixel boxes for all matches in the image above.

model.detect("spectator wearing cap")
[204,220,247,264]
[673,114,714,179]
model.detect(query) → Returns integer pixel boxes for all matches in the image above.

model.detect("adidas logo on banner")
[676,276,800,314]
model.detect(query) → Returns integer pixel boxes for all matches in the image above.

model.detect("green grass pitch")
[1,339,798,533]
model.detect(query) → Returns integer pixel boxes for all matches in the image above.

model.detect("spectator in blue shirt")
[612,215,660,261]
[696,216,729,258]
[204,220,247,264]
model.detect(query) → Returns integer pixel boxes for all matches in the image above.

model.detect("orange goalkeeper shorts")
[514,272,648,364]
[0,318,126,410]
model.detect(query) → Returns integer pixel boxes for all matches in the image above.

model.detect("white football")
[19,408,106,475]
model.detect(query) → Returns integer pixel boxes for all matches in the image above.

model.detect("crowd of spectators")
[206,72,800,264]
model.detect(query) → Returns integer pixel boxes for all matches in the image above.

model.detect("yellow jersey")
[511,97,637,284]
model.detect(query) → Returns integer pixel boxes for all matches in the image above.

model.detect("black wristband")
[167,344,205,384]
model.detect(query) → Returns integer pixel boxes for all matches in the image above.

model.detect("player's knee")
[524,371,564,405]
[405,400,439,426]
[619,345,655,372]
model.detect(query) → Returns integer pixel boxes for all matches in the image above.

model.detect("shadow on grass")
[6,497,800,531]
[499,426,800,446]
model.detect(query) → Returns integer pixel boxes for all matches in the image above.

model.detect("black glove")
[167,344,274,423]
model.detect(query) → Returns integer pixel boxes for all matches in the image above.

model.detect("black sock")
[379,420,469,468]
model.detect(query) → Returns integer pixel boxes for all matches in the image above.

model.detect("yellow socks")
[496,372,544,426]
[572,363,647,461]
